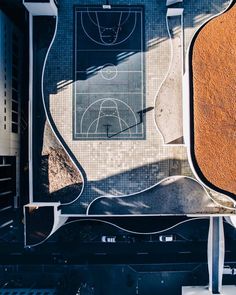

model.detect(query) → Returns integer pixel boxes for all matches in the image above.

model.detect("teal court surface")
[74,6,145,140]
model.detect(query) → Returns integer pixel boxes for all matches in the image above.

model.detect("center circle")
[100,63,118,80]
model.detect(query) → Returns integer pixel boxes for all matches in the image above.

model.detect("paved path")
[87,176,225,215]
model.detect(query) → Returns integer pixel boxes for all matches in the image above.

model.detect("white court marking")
[80,11,138,46]
[96,11,122,45]
[95,99,122,133]
[86,115,132,138]
[79,98,138,135]
[86,8,132,29]
[74,8,144,139]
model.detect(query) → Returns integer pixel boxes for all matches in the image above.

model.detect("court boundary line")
[74,5,144,140]
[73,6,146,140]
[80,9,142,13]
[140,5,144,136]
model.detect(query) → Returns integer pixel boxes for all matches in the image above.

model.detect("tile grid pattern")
[43,0,230,214]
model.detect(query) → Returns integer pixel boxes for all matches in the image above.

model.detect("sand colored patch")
[192,3,236,193]
[39,122,82,203]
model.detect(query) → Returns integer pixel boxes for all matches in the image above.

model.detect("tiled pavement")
[87,176,228,215]
[156,12,184,144]
[42,0,231,215]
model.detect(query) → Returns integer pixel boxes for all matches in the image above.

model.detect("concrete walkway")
[87,176,228,215]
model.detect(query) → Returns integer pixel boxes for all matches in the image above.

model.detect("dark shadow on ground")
[25,206,55,246]
[33,16,55,199]
[33,17,85,204]
[87,176,210,215]
[34,154,82,204]
[59,158,210,215]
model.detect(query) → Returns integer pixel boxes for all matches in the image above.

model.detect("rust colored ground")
[192,3,236,194]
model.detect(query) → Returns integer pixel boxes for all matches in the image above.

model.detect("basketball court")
[73,6,145,140]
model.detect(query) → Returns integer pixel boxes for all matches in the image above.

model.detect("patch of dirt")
[192,3,236,194]
[47,146,82,194]
[39,122,82,203]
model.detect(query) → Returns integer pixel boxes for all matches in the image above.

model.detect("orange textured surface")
[192,3,236,194]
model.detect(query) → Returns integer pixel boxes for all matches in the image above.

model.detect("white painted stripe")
[0,206,12,212]
[0,177,12,182]
[0,191,12,196]
[0,220,13,229]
